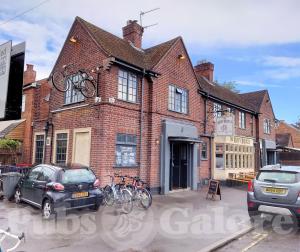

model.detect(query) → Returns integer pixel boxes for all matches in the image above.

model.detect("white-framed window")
[213,103,222,118]
[168,85,188,114]
[264,119,271,134]
[239,111,246,129]
[115,133,137,167]
[21,94,26,112]
[64,74,84,104]
[118,69,137,103]
[201,142,208,160]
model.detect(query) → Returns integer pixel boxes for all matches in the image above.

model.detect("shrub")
[0,138,21,150]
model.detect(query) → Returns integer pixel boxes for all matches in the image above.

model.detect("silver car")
[247,165,300,222]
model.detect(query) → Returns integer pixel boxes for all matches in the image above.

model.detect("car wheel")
[14,188,22,204]
[248,209,260,223]
[89,203,100,211]
[42,200,54,220]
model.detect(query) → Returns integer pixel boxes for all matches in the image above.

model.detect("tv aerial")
[139,7,160,29]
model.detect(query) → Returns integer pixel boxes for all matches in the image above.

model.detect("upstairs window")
[239,111,246,129]
[118,70,137,103]
[64,74,84,104]
[264,119,271,134]
[213,103,222,118]
[168,85,188,114]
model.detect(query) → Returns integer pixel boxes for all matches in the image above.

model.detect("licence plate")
[72,192,89,198]
[264,187,286,194]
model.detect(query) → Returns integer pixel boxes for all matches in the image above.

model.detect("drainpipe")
[139,69,146,177]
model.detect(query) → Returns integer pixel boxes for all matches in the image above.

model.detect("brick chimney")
[194,61,214,82]
[122,20,144,49]
[23,64,36,85]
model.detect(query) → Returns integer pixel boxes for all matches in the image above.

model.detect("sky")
[1,0,300,123]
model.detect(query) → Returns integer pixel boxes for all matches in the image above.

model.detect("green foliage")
[215,80,240,93]
[0,138,21,150]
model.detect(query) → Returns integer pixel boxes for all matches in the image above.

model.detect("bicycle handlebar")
[0,229,25,252]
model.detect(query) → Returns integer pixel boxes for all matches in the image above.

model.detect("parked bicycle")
[103,173,133,214]
[51,64,96,98]
[0,228,25,252]
[126,176,152,209]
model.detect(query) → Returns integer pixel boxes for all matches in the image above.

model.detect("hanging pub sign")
[206,179,221,200]
[215,115,234,136]
[0,41,25,121]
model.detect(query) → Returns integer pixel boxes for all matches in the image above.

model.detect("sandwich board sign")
[206,179,221,200]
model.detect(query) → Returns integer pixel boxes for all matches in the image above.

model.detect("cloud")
[1,0,300,79]
[262,56,300,67]
[236,80,280,88]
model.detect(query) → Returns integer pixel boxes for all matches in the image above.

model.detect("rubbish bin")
[2,172,22,200]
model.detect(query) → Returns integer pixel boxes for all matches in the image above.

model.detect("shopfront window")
[115,133,137,167]
[215,144,224,169]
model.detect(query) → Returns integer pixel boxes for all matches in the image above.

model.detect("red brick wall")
[276,122,300,148]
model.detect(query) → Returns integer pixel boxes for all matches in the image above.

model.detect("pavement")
[0,186,252,252]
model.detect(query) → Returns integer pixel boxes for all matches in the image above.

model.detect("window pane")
[56,133,68,165]
[35,135,44,164]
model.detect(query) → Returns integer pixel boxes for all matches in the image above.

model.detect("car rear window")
[257,171,299,184]
[61,169,96,184]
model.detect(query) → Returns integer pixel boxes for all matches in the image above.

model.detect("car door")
[21,166,42,202]
[33,167,56,206]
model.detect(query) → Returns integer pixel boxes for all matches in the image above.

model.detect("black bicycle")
[51,64,96,98]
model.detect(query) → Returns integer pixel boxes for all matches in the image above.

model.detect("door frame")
[72,127,92,166]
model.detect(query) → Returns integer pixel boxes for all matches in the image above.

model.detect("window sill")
[117,98,139,105]
[201,158,208,161]
[168,109,188,115]
[63,100,85,107]
[114,164,139,168]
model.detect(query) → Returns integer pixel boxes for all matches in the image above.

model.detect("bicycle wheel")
[80,78,96,98]
[120,188,133,214]
[138,188,152,209]
[103,185,114,206]
[51,71,70,92]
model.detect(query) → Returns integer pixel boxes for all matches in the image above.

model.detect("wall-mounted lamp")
[178,54,185,60]
[69,35,78,43]
[155,139,160,145]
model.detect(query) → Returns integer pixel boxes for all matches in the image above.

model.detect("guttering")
[113,58,159,78]
[198,89,257,115]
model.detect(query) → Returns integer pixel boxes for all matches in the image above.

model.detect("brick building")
[27,17,277,193]
[31,17,205,194]
[276,121,300,149]
[194,61,276,180]
[22,64,51,164]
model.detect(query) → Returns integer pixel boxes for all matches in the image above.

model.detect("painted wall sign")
[215,115,234,136]
[0,41,12,119]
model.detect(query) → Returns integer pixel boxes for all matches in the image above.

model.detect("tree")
[215,80,240,93]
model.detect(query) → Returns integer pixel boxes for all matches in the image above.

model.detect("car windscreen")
[257,171,299,184]
[61,169,96,184]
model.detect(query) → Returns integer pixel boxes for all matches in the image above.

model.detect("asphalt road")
[217,215,300,252]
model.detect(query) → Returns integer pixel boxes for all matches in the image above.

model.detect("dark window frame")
[55,133,68,165]
[34,134,45,164]
[115,133,138,167]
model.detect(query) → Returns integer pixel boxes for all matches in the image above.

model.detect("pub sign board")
[206,179,221,200]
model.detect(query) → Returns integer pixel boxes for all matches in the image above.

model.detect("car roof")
[36,164,90,171]
[261,164,300,173]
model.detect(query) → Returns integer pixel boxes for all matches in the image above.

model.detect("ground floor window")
[201,142,208,160]
[34,134,44,164]
[222,143,254,169]
[55,133,68,165]
[115,133,137,167]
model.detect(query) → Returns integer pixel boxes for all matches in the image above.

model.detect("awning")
[168,136,202,143]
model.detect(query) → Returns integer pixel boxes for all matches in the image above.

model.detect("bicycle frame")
[0,229,24,252]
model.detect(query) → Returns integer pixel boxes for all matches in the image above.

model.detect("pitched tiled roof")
[239,90,267,112]
[276,133,293,147]
[197,76,257,112]
[0,119,25,138]
[76,17,179,71]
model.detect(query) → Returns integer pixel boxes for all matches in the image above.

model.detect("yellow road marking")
[241,233,268,252]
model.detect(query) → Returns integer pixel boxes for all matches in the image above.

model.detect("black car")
[14,164,103,219]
